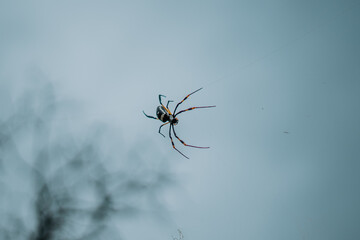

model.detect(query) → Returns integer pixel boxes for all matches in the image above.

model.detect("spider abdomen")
[156,106,170,122]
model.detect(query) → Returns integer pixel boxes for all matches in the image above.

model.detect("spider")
[143,88,215,159]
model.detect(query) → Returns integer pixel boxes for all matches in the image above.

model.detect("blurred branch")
[172,229,184,240]
[0,78,173,239]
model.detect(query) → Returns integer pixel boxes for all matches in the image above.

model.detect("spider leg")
[169,124,189,159]
[173,88,203,114]
[158,94,166,105]
[166,100,174,109]
[174,105,216,117]
[172,125,209,149]
[158,122,169,138]
[143,111,158,120]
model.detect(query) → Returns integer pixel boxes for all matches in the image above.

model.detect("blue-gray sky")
[1,0,360,239]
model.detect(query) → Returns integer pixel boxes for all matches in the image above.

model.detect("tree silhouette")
[0,78,173,239]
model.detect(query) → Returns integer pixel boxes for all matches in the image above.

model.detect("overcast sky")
[1,0,360,239]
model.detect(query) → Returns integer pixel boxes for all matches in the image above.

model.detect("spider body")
[143,88,215,159]
[156,105,178,124]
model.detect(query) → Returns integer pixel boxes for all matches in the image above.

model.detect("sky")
[1,0,360,239]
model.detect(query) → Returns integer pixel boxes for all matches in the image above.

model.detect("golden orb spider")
[143,88,215,159]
